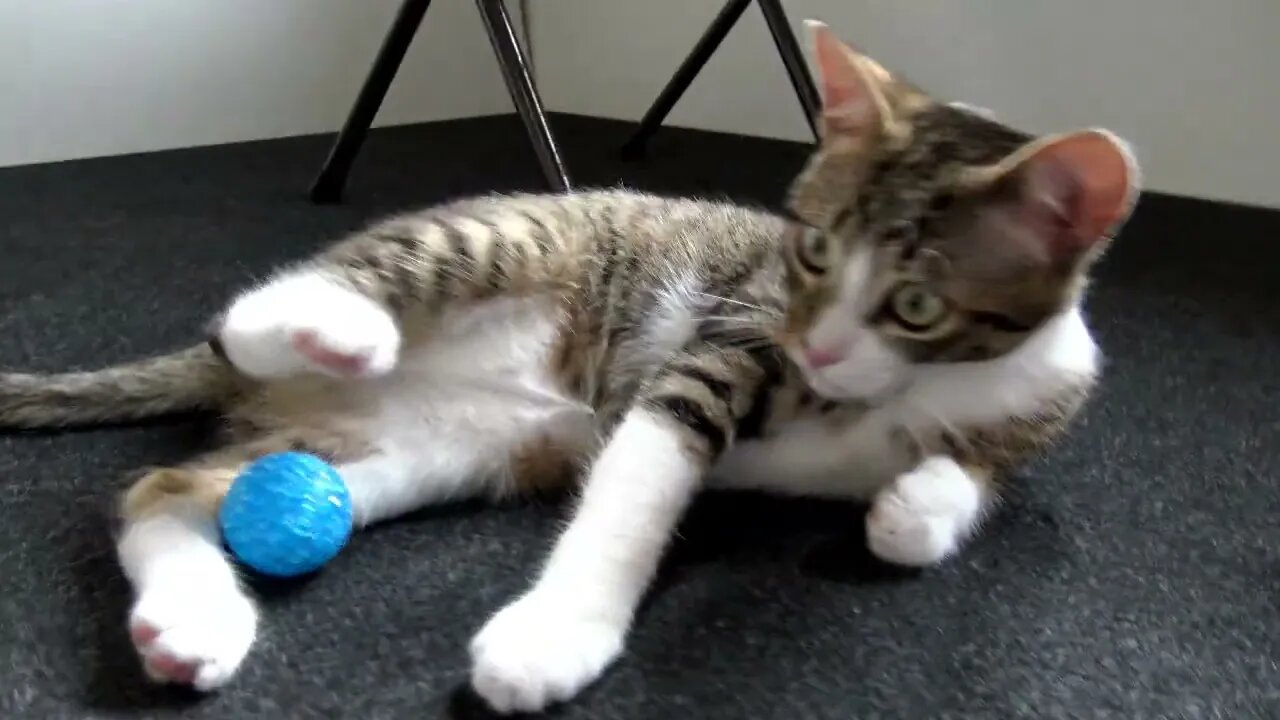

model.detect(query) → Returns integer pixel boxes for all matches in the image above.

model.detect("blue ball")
[219,452,354,578]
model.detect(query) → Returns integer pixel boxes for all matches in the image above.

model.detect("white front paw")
[867,457,982,567]
[470,593,624,714]
[218,273,400,379]
[128,582,258,691]
[867,495,962,566]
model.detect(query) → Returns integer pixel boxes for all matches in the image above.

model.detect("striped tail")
[0,344,238,429]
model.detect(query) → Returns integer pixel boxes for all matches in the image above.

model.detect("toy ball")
[218,452,353,578]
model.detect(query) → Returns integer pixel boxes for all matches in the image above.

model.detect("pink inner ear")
[1018,131,1135,259]
[810,23,878,135]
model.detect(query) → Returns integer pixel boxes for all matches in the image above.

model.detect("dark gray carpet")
[1,114,1277,719]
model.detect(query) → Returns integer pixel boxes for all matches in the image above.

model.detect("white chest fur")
[711,307,1100,499]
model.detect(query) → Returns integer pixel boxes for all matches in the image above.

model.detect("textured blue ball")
[219,452,353,578]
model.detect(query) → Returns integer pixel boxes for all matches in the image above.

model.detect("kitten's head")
[780,22,1140,401]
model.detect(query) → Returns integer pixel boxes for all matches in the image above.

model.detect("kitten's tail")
[0,343,240,429]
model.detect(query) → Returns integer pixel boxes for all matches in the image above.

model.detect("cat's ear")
[983,129,1140,264]
[806,20,894,145]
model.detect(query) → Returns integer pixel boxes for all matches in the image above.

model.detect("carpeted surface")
[0,114,1277,719]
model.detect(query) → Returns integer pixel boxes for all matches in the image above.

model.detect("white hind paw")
[129,584,258,691]
[218,273,400,379]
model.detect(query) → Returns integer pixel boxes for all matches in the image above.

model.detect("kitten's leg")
[120,441,507,690]
[337,442,513,526]
[119,463,256,690]
[469,342,766,714]
[216,273,401,380]
[469,408,703,713]
[866,456,995,566]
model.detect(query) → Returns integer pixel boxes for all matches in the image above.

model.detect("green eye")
[890,284,948,330]
[796,228,829,274]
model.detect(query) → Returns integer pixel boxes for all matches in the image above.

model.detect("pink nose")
[804,345,844,369]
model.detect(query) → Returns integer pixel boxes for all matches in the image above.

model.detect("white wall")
[531,1,1280,208]
[5,1,1276,207]
[0,0,515,167]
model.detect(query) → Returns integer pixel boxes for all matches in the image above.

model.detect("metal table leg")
[621,0,820,159]
[310,0,435,204]
[757,0,820,137]
[620,0,752,160]
[476,0,570,191]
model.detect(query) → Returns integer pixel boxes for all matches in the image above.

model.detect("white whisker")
[698,315,760,324]
[692,291,777,315]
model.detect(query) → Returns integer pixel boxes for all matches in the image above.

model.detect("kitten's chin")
[801,372,853,400]
[795,358,906,403]
[804,370,900,402]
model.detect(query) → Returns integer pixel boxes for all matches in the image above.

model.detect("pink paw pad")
[131,622,198,685]
[290,329,370,376]
[130,622,159,647]
[146,654,199,685]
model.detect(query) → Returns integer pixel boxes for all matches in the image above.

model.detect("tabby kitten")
[0,23,1137,714]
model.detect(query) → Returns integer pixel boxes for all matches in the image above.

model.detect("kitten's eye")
[889,284,948,330]
[795,227,830,274]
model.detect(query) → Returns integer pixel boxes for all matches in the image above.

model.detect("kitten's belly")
[255,294,593,460]
[710,413,912,500]
[375,296,590,446]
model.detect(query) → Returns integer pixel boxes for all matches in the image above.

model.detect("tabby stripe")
[737,386,773,440]
[705,267,761,318]
[506,239,532,289]
[856,159,894,217]
[396,236,430,304]
[587,208,629,404]
[972,311,1034,333]
[692,317,726,342]
[206,334,228,362]
[433,220,474,297]
[342,254,398,309]
[606,251,644,351]
[484,211,542,290]
[693,315,774,353]
[366,224,424,297]
[940,430,966,457]
[469,214,513,291]
[830,205,855,233]
[517,208,557,258]
[737,347,785,439]
[487,239,513,289]
[710,239,764,294]
[648,395,728,458]
[926,191,956,217]
[374,228,420,251]
[670,366,734,406]
[450,218,480,284]
[371,227,421,304]
[588,216,624,342]
[596,211,624,299]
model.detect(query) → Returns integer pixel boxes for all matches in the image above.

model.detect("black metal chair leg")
[476,0,570,191]
[756,0,820,138]
[310,0,434,204]
[620,0,752,160]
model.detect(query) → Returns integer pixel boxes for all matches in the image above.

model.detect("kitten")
[0,23,1138,714]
